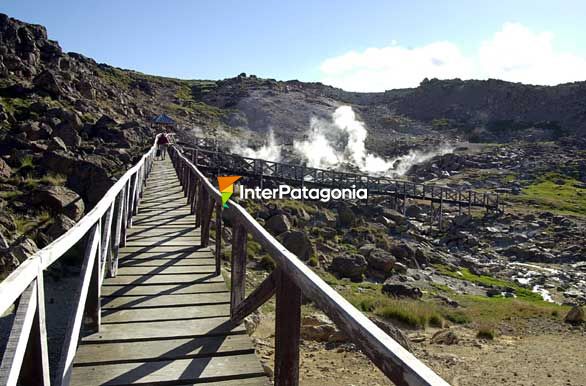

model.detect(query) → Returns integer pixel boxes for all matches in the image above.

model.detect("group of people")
[156,131,174,160]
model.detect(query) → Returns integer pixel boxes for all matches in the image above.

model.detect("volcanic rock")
[330,253,367,281]
[564,306,584,325]
[32,185,85,220]
[382,282,423,299]
[280,230,314,261]
[265,214,291,236]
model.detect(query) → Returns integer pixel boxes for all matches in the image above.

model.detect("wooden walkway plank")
[101,304,231,323]
[71,354,266,385]
[70,157,268,386]
[101,283,230,297]
[74,334,255,364]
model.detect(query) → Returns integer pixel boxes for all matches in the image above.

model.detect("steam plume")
[294,106,453,176]
[231,130,282,162]
[230,106,453,177]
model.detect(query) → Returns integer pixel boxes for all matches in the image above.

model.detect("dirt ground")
[251,315,586,386]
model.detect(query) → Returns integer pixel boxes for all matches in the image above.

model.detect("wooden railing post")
[195,181,204,229]
[201,189,212,247]
[101,203,114,280]
[186,168,193,206]
[214,202,222,275]
[192,179,199,221]
[130,172,139,219]
[230,223,247,314]
[183,160,189,196]
[120,181,129,247]
[20,275,51,386]
[0,282,38,386]
[274,269,301,386]
[84,222,102,332]
[0,277,51,386]
[111,188,125,277]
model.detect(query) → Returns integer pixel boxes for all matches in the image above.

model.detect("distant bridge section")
[180,136,502,229]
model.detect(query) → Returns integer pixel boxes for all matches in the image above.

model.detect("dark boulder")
[389,242,416,261]
[45,214,76,241]
[280,230,314,261]
[42,151,115,207]
[382,282,423,299]
[32,185,85,220]
[366,248,396,276]
[330,253,367,281]
[265,214,291,236]
[33,70,62,97]
[336,203,356,228]
[565,306,584,325]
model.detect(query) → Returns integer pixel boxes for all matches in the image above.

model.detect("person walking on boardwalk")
[157,131,170,160]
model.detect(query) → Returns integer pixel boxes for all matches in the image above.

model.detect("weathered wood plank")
[124,239,201,247]
[133,212,192,219]
[74,333,253,364]
[82,317,244,342]
[101,282,229,296]
[118,246,204,253]
[115,265,215,275]
[117,258,216,267]
[102,303,231,323]
[101,293,229,309]
[118,250,212,259]
[106,273,224,285]
[126,228,199,237]
[70,354,265,386]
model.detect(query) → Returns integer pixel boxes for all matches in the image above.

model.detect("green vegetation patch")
[95,66,133,89]
[322,267,566,329]
[435,265,543,302]
[511,172,586,215]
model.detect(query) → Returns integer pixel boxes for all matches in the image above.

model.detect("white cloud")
[319,22,586,92]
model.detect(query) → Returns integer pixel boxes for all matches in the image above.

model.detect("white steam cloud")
[294,106,453,176]
[231,106,452,177]
[230,130,282,162]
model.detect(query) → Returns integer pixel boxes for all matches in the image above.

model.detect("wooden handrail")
[0,135,159,386]
[169,145,450,386]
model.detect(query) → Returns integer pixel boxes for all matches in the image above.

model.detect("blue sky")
[2,0,585,91]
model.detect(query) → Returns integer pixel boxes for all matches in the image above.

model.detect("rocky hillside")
[191,75,586,144]
[0,13,217,275]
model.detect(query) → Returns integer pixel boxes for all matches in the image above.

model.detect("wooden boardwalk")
[69,157,268,385]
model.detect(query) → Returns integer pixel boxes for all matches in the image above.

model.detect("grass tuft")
[477,325,496,340]
[40,173,66,186]
[19,155,34,169]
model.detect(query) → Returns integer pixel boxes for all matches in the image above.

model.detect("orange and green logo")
[218,176,241,208]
